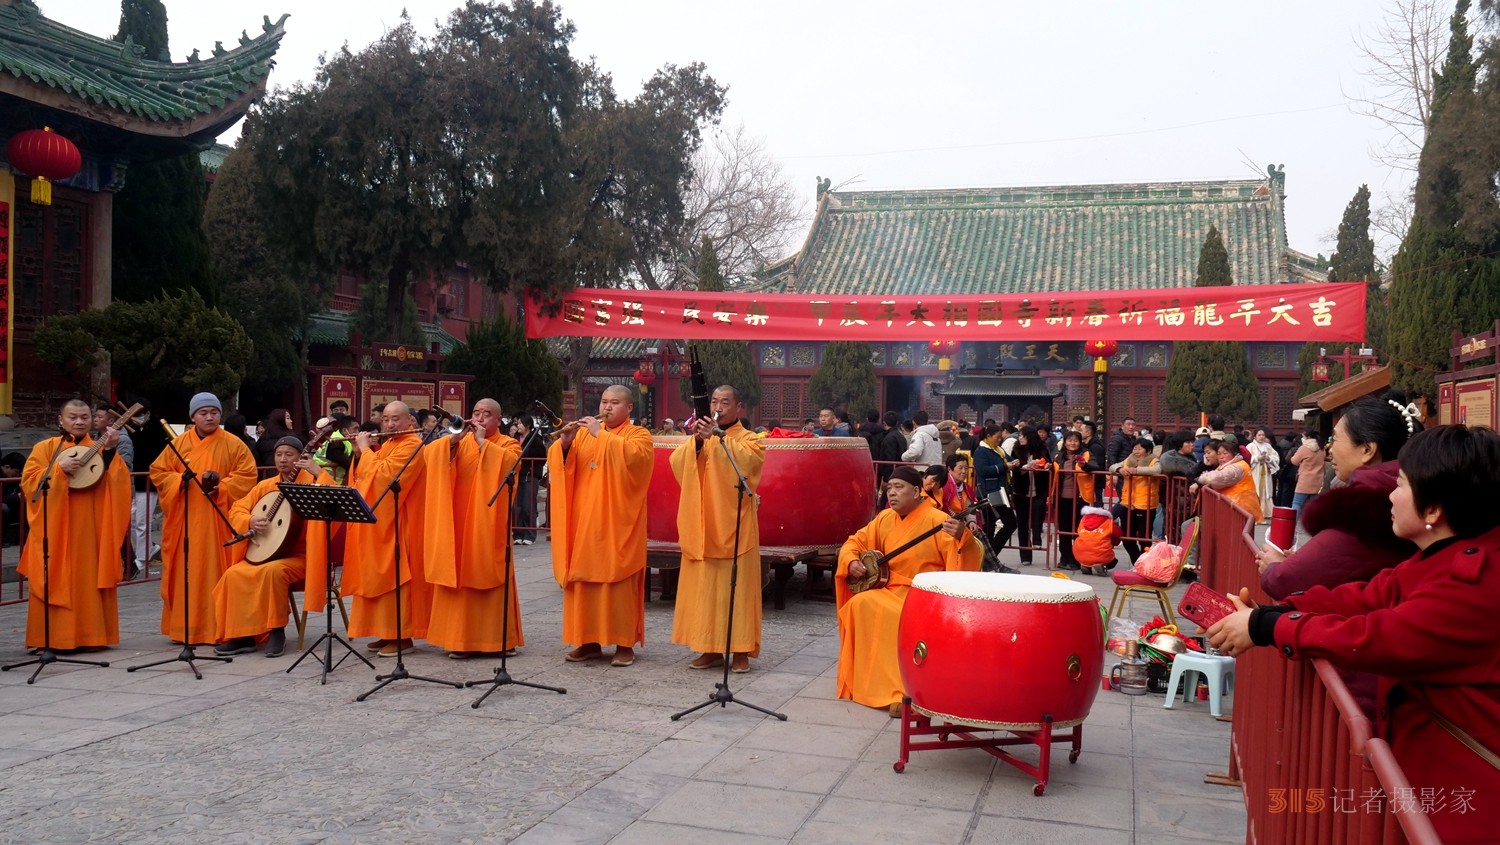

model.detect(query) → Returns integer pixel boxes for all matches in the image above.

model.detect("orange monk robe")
[17,437,132,649]
[835,506,982,709]
[212,470,333,641]
[548,421,653,648]
[423,431,524,652]
[669,422,764,656]
[341,433,435,640]
[149,428,257,643]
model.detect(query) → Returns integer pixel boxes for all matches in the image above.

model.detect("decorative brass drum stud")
[1066,654,1083,681]
[912,641,928,666]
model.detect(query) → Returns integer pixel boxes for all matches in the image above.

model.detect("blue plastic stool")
[1163,652,1236,717]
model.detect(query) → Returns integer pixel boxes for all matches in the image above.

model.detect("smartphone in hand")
[1178,581,1238,629]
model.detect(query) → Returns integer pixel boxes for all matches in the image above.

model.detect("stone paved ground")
[0,543,1246,845]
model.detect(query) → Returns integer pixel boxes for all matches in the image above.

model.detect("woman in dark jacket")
[254,409,296,476]
[511,416,547,544]
[971,424,1017,555]
[1010,425,1051,566]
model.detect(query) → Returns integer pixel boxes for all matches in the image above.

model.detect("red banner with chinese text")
[526,283,1367,342]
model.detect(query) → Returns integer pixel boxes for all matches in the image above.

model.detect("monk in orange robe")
[342,401,435,657]
[149,392,258,645]
[549,385,653,666]
[836,465,982,715]
[423,398,524,658]
[212,437,332,657]
[670,385,764,673]
[17,399,131,650]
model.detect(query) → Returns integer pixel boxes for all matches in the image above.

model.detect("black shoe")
[214,638,255,656]
[997,564,1021,575]
[1059,562,1081,571]
[265,628,286,658]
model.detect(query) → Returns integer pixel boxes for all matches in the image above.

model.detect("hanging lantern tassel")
[30,175,52,205]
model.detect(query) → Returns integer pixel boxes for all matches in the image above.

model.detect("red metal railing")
[1197,488,1442,845]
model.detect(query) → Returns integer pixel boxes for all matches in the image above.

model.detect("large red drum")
[647,436,875,547]
[897,572,1103,730]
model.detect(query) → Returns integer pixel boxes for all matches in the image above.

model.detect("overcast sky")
[47,0,1432,263]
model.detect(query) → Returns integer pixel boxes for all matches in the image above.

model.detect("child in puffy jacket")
[1073,504,1121,576]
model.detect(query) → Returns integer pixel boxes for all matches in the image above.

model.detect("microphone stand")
[672,421,787,722]
[467,425,566,706]
[357,428,463,701]
[129,426,239,678]
[3,435,111,682]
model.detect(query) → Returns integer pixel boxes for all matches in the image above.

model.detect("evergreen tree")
[115,0,169,60]
[1195,224,1232,287]
[1297,185,1381,394]
[678,237,760,409]
[33,289,253,403]
[111,0,215,304]
[806,341,879,420]
[1164,226,1262,420]
[445,315,562,414]
[204,144,326,410]
[1387,0,1500,399]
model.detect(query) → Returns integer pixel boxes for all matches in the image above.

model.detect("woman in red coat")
[1210,424,1500,844]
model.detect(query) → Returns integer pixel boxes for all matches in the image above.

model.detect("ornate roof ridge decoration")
[0,4,287,141]
[826,177,1273,211]
[765,170,1323,297]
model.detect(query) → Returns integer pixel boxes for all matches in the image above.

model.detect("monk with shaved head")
[548,385,653,666]
[421,398,524,659]
[343,400,438,658]
[17,399,132,652]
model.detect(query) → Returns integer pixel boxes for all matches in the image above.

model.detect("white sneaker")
[522,539,534,545]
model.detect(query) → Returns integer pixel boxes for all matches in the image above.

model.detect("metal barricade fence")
[1196,487,1441,845]
[2,470,166,607]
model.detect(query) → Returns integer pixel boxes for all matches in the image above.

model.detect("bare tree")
[634,123,804,290]
[1349,0,1449,173]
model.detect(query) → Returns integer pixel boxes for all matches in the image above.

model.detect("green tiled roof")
[544,336,650,360]
[0,2,286,128]
[200,142,231,172]
[305,311,461,355]
[769,171,1323,296]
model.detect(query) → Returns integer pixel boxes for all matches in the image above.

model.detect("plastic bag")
[1106,616,1141,655]
[1134,542,1182,584]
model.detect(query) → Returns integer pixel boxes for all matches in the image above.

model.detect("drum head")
[910,571,1096,603]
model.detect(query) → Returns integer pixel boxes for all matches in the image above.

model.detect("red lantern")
[927,339,959,371]
[632,366,656,387]
[1084,339,1119,359]
[1311,362,1330,383]
[6,127,82,206]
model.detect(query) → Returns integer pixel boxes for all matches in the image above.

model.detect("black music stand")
[280,483,377,684]
[2,442,111,682]
[129,428,240,679]
[671,426,787,722]
[467,426,566,706]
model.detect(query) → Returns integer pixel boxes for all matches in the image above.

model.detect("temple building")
[585,167,1327,431]
[0,0,286,427]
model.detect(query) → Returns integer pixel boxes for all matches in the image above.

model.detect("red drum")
[647,436,875,547]
[897,572,1103,730]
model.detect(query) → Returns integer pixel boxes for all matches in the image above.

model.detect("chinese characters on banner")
[526,283,1368,343]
